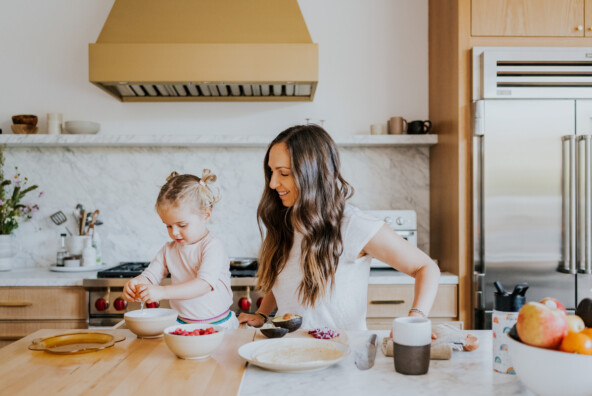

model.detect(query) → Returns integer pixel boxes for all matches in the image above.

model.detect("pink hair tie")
[199,180,206,187]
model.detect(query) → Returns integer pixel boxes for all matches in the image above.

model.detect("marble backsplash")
[3,145,429,268]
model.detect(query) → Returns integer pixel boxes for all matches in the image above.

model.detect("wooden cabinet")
[365,284,458,330]
[471,0,585,37]
[429,0,591,328]
[0,287,87,348]
[586,0,592,36]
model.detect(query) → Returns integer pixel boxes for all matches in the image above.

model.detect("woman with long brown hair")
[238,124,440,330]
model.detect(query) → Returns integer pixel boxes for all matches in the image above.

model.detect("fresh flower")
[0,146,42,235]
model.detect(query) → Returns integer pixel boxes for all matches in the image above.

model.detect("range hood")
[89,0,318,102]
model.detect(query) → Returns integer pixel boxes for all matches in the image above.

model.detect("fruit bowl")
[124,308,178,338]
[163,324,225,359]
[506,333,592,396]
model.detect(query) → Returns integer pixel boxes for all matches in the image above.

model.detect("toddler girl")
[123,169,237,329]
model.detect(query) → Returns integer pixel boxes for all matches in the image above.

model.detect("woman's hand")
[136,284,166,304]
[237,312,266,328]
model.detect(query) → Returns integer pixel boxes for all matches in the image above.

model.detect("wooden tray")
[28,332,125,354]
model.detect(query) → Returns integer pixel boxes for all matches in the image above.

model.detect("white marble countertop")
[239,330,532,396]
[0,268,458,287]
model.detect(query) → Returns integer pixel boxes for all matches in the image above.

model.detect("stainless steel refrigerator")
[472,47,592,329]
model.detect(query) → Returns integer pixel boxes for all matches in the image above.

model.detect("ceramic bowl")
[163,324,225,359]
[11,124,38,134]
[506,334,592,396]
[12,115,38,126]
[63,121,100,134]
[124,308,178,338]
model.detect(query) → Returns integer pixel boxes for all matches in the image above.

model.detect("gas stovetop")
[97,262,152,278]
[97,261,257,278]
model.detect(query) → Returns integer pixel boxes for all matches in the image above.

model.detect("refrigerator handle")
[580,135,592,274]
[561,136,577,274]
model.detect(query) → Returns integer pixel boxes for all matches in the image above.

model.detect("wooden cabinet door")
[586,0,592,36]
[471,0,584,37]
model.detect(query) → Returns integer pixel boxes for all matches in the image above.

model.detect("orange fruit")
[559,332,592,355]
[581,328,592,339]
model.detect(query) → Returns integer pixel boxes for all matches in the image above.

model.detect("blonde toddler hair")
[156,169,220,212]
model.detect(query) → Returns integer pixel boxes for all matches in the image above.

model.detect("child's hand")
[136,284,166,304]
[123,278,141,302]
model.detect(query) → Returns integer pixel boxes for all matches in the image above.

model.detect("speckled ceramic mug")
[392,317,431,375]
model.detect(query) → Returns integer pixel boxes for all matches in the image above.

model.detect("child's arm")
[138,277,211,303]
[139,238,227,303]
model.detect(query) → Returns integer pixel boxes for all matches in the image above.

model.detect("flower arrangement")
[0,146,43,235]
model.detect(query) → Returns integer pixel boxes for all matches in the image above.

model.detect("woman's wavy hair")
[256,124,354,307]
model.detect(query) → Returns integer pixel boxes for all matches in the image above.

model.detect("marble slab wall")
[3,145,429,268]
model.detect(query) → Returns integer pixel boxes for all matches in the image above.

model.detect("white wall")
[0,0,430,267]
[0,0,428,136]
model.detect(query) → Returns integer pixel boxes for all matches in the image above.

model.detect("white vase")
[0,235,16,271]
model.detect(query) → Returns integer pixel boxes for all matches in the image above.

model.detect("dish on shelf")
[28,332,125,354]
[63,121,100,134]
[11,124,38,134]
[49,264,112,272]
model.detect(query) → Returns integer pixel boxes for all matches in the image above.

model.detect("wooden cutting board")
[0,328,256,396]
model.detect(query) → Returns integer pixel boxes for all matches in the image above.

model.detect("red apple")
[517,302,568,349]
[539,297,567,314]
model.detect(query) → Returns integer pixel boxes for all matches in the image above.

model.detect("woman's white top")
[272,205,384,331]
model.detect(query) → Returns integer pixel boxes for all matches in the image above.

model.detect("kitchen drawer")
[0,287,87,320]
[366,285,457,319]
[0,320,88,342]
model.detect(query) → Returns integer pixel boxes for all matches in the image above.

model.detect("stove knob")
[395,216,405,226]
[114,297,127,311]
[146,301,159,309]
[256,297,263,308]
[239,297,251,311]
[95,298,109,311]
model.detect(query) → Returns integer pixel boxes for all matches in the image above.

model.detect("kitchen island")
[0,329,531,395]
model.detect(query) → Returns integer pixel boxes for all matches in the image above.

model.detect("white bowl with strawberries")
[163,324,225,359]
[507,297,592,396]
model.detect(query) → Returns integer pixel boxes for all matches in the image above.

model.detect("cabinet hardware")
[370,300,405,305]
[0,302,33,307]
[577,25,584,31]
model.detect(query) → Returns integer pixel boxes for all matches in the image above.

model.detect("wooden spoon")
[85,210,100,235]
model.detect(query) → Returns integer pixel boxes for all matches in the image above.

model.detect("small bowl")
[124,308,178,338]
[12,115,38,126]
[506,333,592,396]
[63,121,100,134]
[271,314,303,332]
[163,324,225,359]
[259,325,289,339]
[11,124,38,134]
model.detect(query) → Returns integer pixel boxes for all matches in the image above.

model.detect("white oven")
[363,210,417,268]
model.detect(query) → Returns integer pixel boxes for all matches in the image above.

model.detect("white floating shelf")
[0,134,437,148]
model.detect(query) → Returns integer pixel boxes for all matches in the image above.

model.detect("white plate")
[49,264,113,272]
[238,338,350,373]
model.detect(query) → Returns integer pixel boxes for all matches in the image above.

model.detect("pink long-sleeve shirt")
[141,233,233,320]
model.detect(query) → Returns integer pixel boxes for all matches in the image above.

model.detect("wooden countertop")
[0,328,256,396]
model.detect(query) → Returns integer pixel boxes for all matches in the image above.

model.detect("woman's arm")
[237,290,277,327]
[363,224,440,317]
